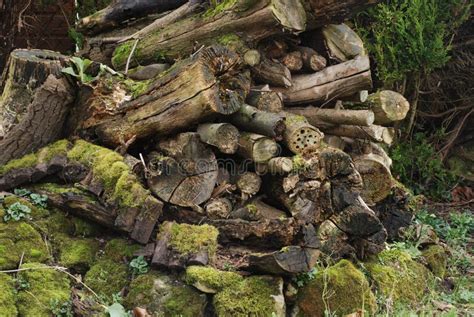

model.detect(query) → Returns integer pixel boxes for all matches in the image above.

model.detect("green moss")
[103,238,140,261]
[72,217,101,237]
[203,0,255,19]
[213,276,281,317]
[3,195,49,219]
[112,41,139,69]
[84,259,128,299]
[122,79,152,98]
[0,222,49,269]
[59,238,99,271]
[292,155,307,172]
[124,273,157,308]
[421,245,447,278]
[0,273,17,316]
[296,259,377,317]
[185,266,243,292]
[35,210,75,237]
[163,286,207,316]
[366,249,434,305]
[166,222,219,256]
[0,153,37,175]
[16,262,71,316]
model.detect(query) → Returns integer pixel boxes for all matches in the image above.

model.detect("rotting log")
[0,49,74,164]
[236,172,262,200]
[230,104,286,140]
[252,57,292,88]
[0,140,163,243]
[287,107,375,126]
[296,46,327,72]
[197,123,240,154]
[267,157,293,174]
[147,133,218,208]
[281,51,303,72]
[91,46,249,146]
[111,0,307,69]
[237,132,279,163]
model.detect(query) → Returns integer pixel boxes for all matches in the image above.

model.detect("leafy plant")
[13,188,31,197]
[4,202,31,222]
[61,57,100,84]
[68,28,84,50]
[29,193,48,208]
[106,302,130,317]
[50,299,73,317]
[293,267,318,288]
[129,256,149,275]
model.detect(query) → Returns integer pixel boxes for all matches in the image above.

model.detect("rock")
[84,259,129,300]
[16,262,71,316]
[0,273,17,316]
[59,237,99,272]
[185,266,244,293]
[125,272,207,317]
[295,259,377,317]
[421,245,448,278]
[365,249,434,305]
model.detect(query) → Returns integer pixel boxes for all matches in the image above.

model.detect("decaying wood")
[296,46,327,71]
[238,132,279,163]
[319,124,395,145]
[205,197,233,219]
[243,50,262,67]
[287,107,375,126]
[281,51,303,72]
[236,172,262,199]
[148,133,218,207]
[282,113,324,154]
[230,104,286,140]
[92,46,249,146]
[366,90,410,125]
[252,57,292,88]
[197,123,240,154]
[322,23,365,62]
[246,86,284,113]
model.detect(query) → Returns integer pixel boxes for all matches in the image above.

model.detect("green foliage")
[13,188,31,197]
[61,57,99,84]
[16,276,30,291]
[4,202,31,222]
[390,131,456,200]
[106,302,130,317]
[50,299,73,317]
[293,267,318,288]
[129,256,149,275]
[13,188,48,208]
[68,28,84,50]
[355,0,471,85]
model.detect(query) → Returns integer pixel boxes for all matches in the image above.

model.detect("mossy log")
[78,0,188,35]
[230,104,286,140]
[287,107,375,126]
[111,0,307,69]
[0,140,163,243]
[0,49,73,164]
[147,133,218,207]
[91,46,249,146]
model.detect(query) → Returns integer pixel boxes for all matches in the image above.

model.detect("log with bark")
[246,86,284,113]
[322,23,366,62]
[230,104,286,140]
[237,132,279,163]
[287,107,375,126]
[197,123,240,154]
[296,46,327,72]
[365,90,410,125]
[282,113,324,154]
[318,124,396,145]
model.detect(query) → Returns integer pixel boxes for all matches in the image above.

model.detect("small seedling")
[129,256,149,275]
[61,57,99,84]
[4,202,31,222]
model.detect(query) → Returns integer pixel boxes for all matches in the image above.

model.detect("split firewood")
[252,57,292,88]
[286,107,375,126]
[246,86,284,113]
[282,113,324,154]
[236,172,262,200]
[91,46,249,146]
[275,55,372,104]
[296,46,327,71]
[318,124,395,145]
[197,123,240,154]
[0,140,163,243]
[237,132,279,163]
[322,23,366,62]
[0,49,74,164]
[147,133,218,208]
[366,90,410,125]
[230,104,286,140]
[280,51,303,72]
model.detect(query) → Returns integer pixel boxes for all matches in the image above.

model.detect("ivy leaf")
[106,303,129,317]
[61,66,78,77]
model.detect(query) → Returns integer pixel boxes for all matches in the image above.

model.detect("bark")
[230,104,286,140]
[307,0,380,26]
[197,123,240,154]
[322,23,365,62]
[366,90,410,125]
[296,46,327,72]
[91,46,249,146]
[237,132,279,163]
[148,133,218,207]
[249,196,288,220]
[252,57,292,88]
[78,0,188,35]
[282,112,324,154]
[246,86,284,113]
[318,124,395,145]
[287,107,375,126]
[111,0,307,69]
[275,56,372,104]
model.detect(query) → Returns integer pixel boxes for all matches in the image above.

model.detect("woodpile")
[0,0,411,280]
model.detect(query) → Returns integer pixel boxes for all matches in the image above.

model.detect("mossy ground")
[421,244,448,278]
[59,237,99,272]
[0,273,17,316]
[84,259,129,300]
[103,238,140,261]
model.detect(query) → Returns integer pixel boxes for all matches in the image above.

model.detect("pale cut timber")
[237,172,262,198]
[366,90,410,125]
[230,104,286,140]
[353,153,392,205]
[111,0,307,69]
[322,23,366,62]
[286,107,375,126]
[282,112,324,154]
[237,132,279,163]
[197,123,240,154]
[317,125,395,145]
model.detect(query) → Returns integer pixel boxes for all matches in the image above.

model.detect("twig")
[428,199,474,207]
[17,0,32,32]
[125,38,139,74]
[418,105,472,118]
[439,108,473,160]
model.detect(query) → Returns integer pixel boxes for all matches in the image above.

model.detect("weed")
[129,256,148,275]
[49,299,73,317]
[293,267,318,288]
[3,202,31,222]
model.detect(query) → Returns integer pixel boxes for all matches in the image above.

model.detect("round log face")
[354,154,392,205]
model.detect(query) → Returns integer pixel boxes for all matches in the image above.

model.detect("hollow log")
[111,0,307,69]
[281,51,303,72]
[237,132,279,163]
[0,50,73,164]
[92,46,249,146]
[274,55,372,104]
[252,57,292,88]
[322,23,365,62]
[287,107,375,126]
[246,86,284,113]
[318,124,395,145]
[296,46,327,71]
[147,133,218,207]
[197,123,240,154]
[230,104,286,140]
[78,0,188,35]
[282,113,324,154]
[366,90,410,125]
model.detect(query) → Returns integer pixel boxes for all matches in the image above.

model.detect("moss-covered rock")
[35,210,75,237]
[16,262,71,316]
[59,238,99,272]
[84,259,128,300]
[0,273,17,316]
[366,249,434,305]
[213,275,285,317]
[125,272,207,317]
[185,265,243,293]
[0,222,49,269]
[421,245,448,278]
[295,260,377,317]
[103,238,140,261]
[165,222,219,257]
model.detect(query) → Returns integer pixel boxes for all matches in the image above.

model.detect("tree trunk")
[287,107,375,126]
[230,104,286,140]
